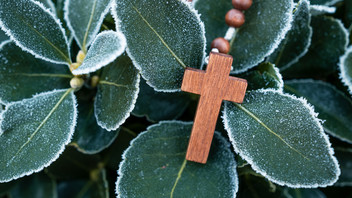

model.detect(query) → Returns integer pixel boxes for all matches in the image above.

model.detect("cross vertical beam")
[181,52,247,164]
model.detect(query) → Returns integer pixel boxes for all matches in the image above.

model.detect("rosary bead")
[232,0,253,10]
[211,37,230,54]
[225,9,245,28]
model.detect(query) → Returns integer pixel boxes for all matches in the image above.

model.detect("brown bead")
[225,9,245,28]
[232,0,253,10]
[211,37,230,54]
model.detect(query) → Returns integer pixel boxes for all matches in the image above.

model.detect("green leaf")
[268,0,312,70]
[296,0,342,6]
[57,169,109,198]
[112,0,205,91]
[223,89,340,187]
[285,79,352,144]
[345,1,352,27]
[194,0,232,53]
[132,78,191,122]
[339,46,352,96]
[0,89,77,182]
[116,121,238,198]
[0,30,8,43]
[282,188,326,198]
[282,16,349,78]
[95,54,140,131]
[237,174,282,198]
[9,173,56,198]
[0,41,72,103]
[0,0,71,65]
[0,180,17,197]
[72,30,126,75]
[229,0,293,73]
[334,148,352,186]
[71,97,119,154]
[46,147,101,180]
[310,5,336,16]
[64,0,112,52]
[237,62,283,91]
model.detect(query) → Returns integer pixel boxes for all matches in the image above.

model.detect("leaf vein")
[131,4,187,69]
[7,88,73,166]
[82,0,98,52]
[16,13,71,64]
[170,159,187,198]
[234,103,309,160]
[4,73,72,78]
[99,80,129,88]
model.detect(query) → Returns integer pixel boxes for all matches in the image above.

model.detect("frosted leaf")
[0,30,8,43]
[237,62,284,91]
[9,173,56,198]
[346,1,352,27]
[223,89,340,187]
[57,169,109,197]
[0,41,72,103]
[237,174,284,197]
[268,0,312,70]
[194,0,232,53]
[229,0,293,73]
[116,121,238,198]
[46,147,101,179]
[282,188,326,198]
[0,0,71,65]
[36,0,57,15]
[282,16,349,78]
[72,31,126,75]
[64,0,112,51]
[0,89,77,182]
[112,0,206,92]
[132,78,191,122]
[95,54,140,131]
[294,0,342,6]
[334,148,352,187]
[72,99,119,154]
[339,46,352,96]
[285,79,352,144]
[310,5,336,16]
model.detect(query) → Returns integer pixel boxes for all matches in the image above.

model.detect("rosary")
[182,0,252,164]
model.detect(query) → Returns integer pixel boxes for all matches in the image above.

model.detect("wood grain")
[181,52,248,164]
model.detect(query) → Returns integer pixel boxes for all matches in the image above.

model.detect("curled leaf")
[64,0,112,51]
[72,30,126,75]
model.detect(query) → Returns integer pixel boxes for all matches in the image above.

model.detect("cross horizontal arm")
[223,76,248,103]
[181,67,205,95]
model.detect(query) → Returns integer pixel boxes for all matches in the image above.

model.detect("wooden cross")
[181,52,248,164]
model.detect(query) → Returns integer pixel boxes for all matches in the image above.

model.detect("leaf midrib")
[170,159,187,198]
[234,103,309,160]
[82,0,98,52]
[130,4,187,69]
[7,89,73,166]
[99,80,129,88]
[4,73,72,78]
[15,12,71,64]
